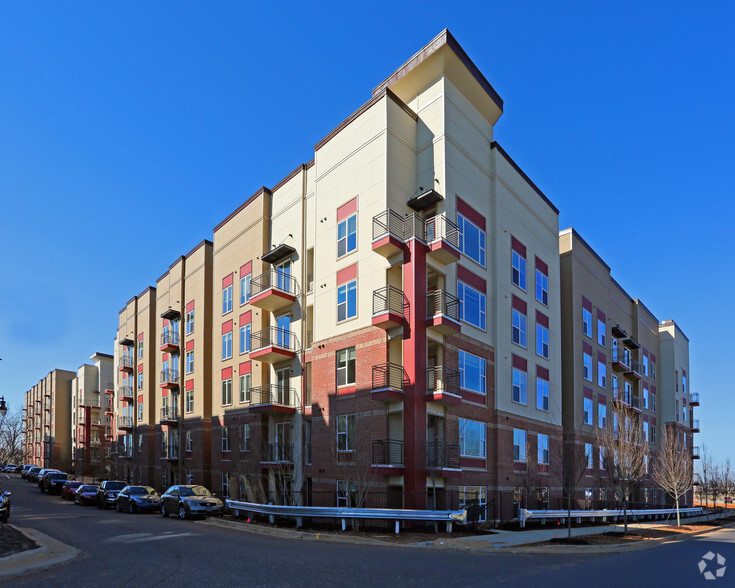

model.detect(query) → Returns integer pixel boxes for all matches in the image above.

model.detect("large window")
[240,274,251,306]
[536,323,549,359]
[186,430,192,452]
[584,397,593,425]
[643,387,649,409]
[598,319,606,347]
[336,348,356,387]
[138,339,144,359]
[459,418,486,458]
[513,429,527,462]
[536,377,549,411]
[336,414,356,452]
[222,331,232,359]
[222,284,232,315]
[239,424,250,452]
[458,213,486,266]
[186,389,194,413]
[538,434,549,465]
[221,426,230,452]
[512,309,527,347]
[239,373,251,403]
[643,421,650,442]
[337,213,357,258]
[642,354,649,376]
[512,368,527,405]
[583,353,592,381]
[221,378,232,406]
[512,251,526,290]
[598,403,607,428]
[137,401,143,421]
[186,350,194,374]
[185,308,194,335]
[458,281,486,330]
[459,487,487,522]
[337,280,357,322]
[582,307,592,337]
[459,350,485,394]
[240,324,251,354]
[536,268,548,306]
[137,372,143,390]
[585,443,593,470]
[598,360,606,388]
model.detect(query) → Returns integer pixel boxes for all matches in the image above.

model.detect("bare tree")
[597,404,649,533]
[0,410,24,465]
[558,439,590,539]
[697,445,715,512]
[719,458,735,509]
[653,426,693,526]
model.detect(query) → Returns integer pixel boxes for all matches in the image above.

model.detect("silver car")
[160,485,223,520]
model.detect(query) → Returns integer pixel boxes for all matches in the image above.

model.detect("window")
[598,403,607,428]
[186,350,194,374]
[599,447,605,470]
[222,331,232,359]
[185,309,194,335]
[138,339,144,359]
[583,353,592,381]
[186,389,194,413]
[536,269,548,306]
[598,361,606,388]
[651,423,656,444]
[536,323,549,358]
[652,392,656,412]
[337,280,357,322]
[239,373,251,403]
[336,414,356,452]
[458,281,486,330]
[459,350,485,394]
[643,387,649,409]
[459,418,486,458]
[239,424,250,452]
[137,372,143,390]
[585,443,593,469]
[221,378,232,406]
[597,320,606,347]
[138,434,142,453]
[538,434,549,465]
[221,472,230,498]
[337,480,357,508]
[459,487,487,522]
[536,377,549,411]
[582,308,592,337]
[512,309,527,347]
[625,381,632,404]
[512,368,527,405]
[137,401,143,421]
[642,355,649,376]
[240,324,251,354]
[651,360,656,381]
[161,430,167,455]
[643,421,649,442]
[186,430,192,452]
[240,274,251,305]
[221,426,230,452]
[458,214,486,266]
[336,348,356,387]
[584,397,593,425]
[513,429,527,462]
[222,284,233,314]
[337,213,357,258]
[613,413,619,437]
[511,250,526,290]
[682,404,687,422]
[682,374,687,395]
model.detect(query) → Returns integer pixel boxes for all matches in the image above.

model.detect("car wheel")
[129,502,135,514]
[1,512,7,524]
[178,504,188,520]
[161,504,168,517]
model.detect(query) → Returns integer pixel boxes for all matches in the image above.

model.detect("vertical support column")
[403,238,427,510]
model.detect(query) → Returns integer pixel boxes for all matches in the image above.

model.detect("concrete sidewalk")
[0,526,81,582]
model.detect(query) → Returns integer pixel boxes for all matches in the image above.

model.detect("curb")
[0,525,82,582]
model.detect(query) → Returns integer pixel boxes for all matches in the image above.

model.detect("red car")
[74,484,99,506]
[61,481,82,500]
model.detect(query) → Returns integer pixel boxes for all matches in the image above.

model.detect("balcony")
[104,427,113,440]
[691,419,700,433]
[160,369,179,389]
[425,214,460,264]
[426,290,461,334]
[426,442,461,475]
[631,395,641,412]
[160,330,180,354]
[261,443,294,465]
[249,269,298,312]
[248,385,297,415]
[690,392,700,406]
[118,416,134,430]
[119,356,134,372]
[625,358,642,380]
[119,386,134,402]
[611,348,630,371]
[372,286,409,330]
[692,446,701,459]
[371,363,409,403]
[426,366,461,405]
[160,406,179,425]
[372,439,404,474]
[372,210,408,257]
[162,446,179,460]
[249,327,298,364]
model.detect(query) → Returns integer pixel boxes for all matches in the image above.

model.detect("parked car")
[0,487,10,523]
[61,481,83,500]
[96,481,127,509]
[160,485,223,520]
[74,485,99,506]
[14,465,23,474]
[42,472,69,494]
[3,464,17,473]
[38,469,62,490]
[116,486,161,514]
[21,465,37,480]
[27,467,42,483]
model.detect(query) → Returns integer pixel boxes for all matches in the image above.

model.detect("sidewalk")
[0,526,81,582]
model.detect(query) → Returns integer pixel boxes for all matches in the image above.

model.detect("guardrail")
[520,507,704,527]
[225,500,467,534]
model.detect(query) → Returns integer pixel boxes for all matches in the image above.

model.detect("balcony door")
[276,261,291,291]
[276,368,290,405]
[275,421,291,461]
[276,315,291,348]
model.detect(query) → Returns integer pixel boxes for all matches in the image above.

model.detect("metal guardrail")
[261,443,293,463]
[161,330,180,348]
[427,366,459,396]
[372,285,409,319]
[627,358,642,375]
[425,213,460,249]
[372,439,404,466]
[520,507,704,527]
[249,385,298,408]
[120,356,134,369]
[250,327,299,353]
[225,500,467,534]
[372,209,406,242]
[251,268,299,298]
[119,386,134,399]
[160,406,178,422]
[117,416,133,429]
[372,363,409,392]
[426,442,460,470]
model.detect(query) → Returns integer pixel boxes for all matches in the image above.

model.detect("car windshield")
[30,468,41,473]
[106,482,126,491]
[179,486,211,497]
[68,482,82,487]
[80,486,98,492]
[49,473,68,480]
[129,486,157,495]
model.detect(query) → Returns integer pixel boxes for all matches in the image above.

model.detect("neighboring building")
[23,369,75,469]
[559,228,694,508]
[70,352,114,478]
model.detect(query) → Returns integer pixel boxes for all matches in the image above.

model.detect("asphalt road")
[1,475,732,587]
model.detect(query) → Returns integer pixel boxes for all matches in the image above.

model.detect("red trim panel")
[186,300,195,312]
[456,197,486,230]
[583,386,593,399]
[457,265,486,292]
[583,342,593,355]
[336,263,357,285]
[597,309,606,322]
[535,256,548,276]
[597,351,606,363]
[511,236,526,257]
[186,340,194,352]
[185,380,194,391]
[536,311,549,328]
[222,320,233,334]
[240,311,252,324]
[222,273,233,288]
[221,367,233,380]
[582,297,592,311]
[337,197,358,222]
[536,365,549,380]
[598,393,607,404]
[240,261,252,276]
[512,354,527,371]
[239,361,251,375]
[512,295,527,314]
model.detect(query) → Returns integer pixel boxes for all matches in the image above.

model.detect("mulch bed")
[0,525,39,558]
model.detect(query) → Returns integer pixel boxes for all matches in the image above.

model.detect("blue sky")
[1,2,732,462]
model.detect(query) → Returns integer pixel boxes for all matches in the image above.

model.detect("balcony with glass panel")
[249,269,299,313]
[160,406,179,425]
[689,392,700,406]
[160,369,179,389]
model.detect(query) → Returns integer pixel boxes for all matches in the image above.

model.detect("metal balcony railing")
[250,327,299,353]
[120,356,134,369]
[249,385,298,408]
[307,273,314,293]
[119,386,134,399]
[372,439,404,466]
[262,443,293,463]
[160,369,179,385]
[372,363,409,392]
[427,366,460,395]
[161,330,180,348]
[372,285,409,319]
[628,358,642,374]
[426,442,461,470]
[163,446,179,459]
[372,209,407,242]
[692,446,701,459]
[425,213,460,249]
[118,416,133,429]
[612,348,630,368]
[631,395,641,410]
[426,289,460,320]
[251,268,299,298]
[160,406,179,422]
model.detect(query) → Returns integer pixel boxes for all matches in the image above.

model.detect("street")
[1,475,732,587]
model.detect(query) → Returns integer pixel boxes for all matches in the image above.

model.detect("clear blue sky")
[1,2,732,462]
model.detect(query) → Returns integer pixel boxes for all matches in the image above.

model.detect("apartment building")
[70,352,114,478]
[559,228,695,508]
[23,369,75,469]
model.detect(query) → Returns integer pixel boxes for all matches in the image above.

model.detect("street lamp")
[0,396,7,416]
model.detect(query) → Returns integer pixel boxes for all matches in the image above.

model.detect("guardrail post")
[296,516,303,528]
[446,521,452,533]
[395,520,400,534]
[520,509,526,528]
[341,518,346,531]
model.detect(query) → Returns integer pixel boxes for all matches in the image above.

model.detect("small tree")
[559,440,590,539]
[698,445,715,511]
[0,410,24,465]
[719,458,735,509]
[653,426,693,526]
